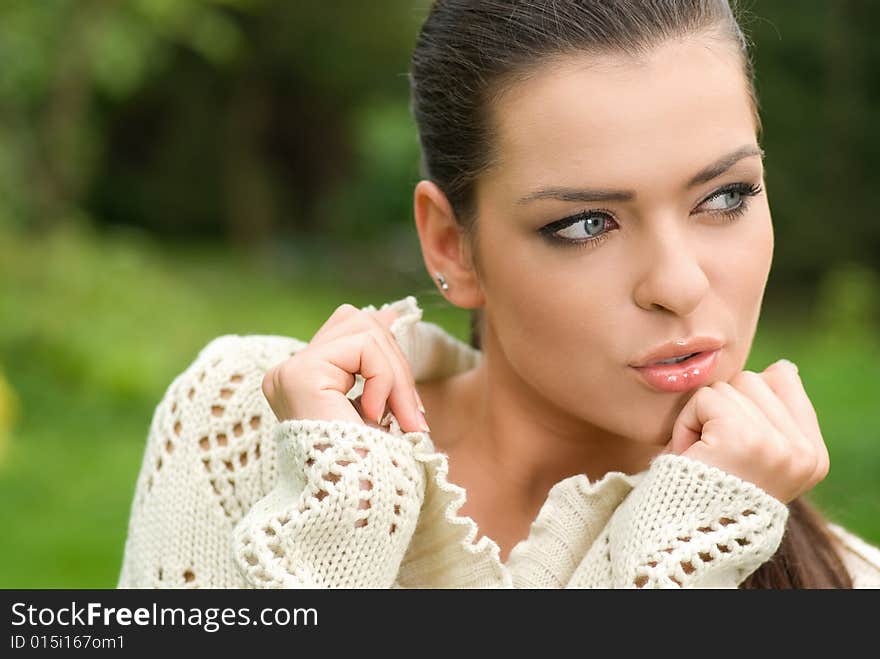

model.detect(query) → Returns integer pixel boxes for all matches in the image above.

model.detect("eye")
[704,189,741,210]
[697,182,764,221]
[538,211,618,248]
[537,181,763,250]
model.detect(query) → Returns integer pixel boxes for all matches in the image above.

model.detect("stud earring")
[435,272,449,291]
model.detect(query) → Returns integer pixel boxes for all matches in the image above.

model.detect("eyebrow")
[516,144,765,205]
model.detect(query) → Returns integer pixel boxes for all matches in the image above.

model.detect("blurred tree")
[0,0,252,231]
[747,0,879,293]
[88,0,423,244]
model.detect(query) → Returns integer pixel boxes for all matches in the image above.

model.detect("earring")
[435,272,449,291]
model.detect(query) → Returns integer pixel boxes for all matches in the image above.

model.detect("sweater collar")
[360,295,647,587]
[363,294,484,382]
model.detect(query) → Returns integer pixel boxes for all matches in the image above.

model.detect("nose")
[631,220,710,316]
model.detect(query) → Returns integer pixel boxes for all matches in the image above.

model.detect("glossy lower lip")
[630,349,720,393]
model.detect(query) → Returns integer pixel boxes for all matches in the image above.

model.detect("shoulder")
[177,333,310,394]
[148,333,309,434]
[826,522,880,588]
[192,333,309,373]
[179,332,310,404]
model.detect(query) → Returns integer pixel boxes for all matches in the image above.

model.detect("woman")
[118,0,880,588]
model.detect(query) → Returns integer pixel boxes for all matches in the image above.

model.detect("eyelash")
[538,181,764,250]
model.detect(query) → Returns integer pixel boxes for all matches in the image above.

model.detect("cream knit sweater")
[118,295,880,588]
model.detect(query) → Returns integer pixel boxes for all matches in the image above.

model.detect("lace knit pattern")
[567,455,789,588]
[118,334,300,588]
[233,419,425,588]
[117,295,880,589]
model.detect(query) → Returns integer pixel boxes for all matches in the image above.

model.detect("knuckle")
[815,452,830,480]
[796,450,818,480]
[775,445,810,480]
[277,358,303,389]
[325,303,357,325]
[368,327,386,344]
[365,332,381,351]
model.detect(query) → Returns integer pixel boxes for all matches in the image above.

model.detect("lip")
[630,336,725,368]
[630,348,721,393]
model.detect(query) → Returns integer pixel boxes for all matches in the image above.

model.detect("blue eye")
[700,182,763,221]
[540,211,616,244]
[538,181,763,250]
[706,189,743,211]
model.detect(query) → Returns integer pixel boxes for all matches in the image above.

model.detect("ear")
[413,179,485,309]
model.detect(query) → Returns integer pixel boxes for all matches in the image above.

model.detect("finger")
[311,305,398,348]
[710,380,766,426]
[727,370,803,441]
[666,386,735,455]
[309,303,363,346]
[761,360,829,482]
[365,326,425,432]
[306,332,396,426]
[316,330,424,433]
[365,309,421,404]
[761,360,822,445]
[356,307,427,418]
[307,306,423,429]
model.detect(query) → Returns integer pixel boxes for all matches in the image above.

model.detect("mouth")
[630,349,721,393]
[649,351,702,366]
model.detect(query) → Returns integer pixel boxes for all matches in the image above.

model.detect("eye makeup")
[537,181,764,251]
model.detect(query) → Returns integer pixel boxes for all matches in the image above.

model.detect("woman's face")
[472,36,773,445]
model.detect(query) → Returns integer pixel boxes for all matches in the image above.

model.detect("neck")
[447,333,662,511]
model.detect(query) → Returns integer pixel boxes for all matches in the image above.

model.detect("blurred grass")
[0,222,877,588]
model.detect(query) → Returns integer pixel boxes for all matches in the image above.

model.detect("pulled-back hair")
[408,0,852,588]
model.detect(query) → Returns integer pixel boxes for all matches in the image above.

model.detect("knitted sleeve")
[117,332,425,589]
[566,454,790,588]
[232,416,426,588]
[117,334,288,588]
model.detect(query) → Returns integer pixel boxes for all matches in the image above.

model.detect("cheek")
[714,212,773,313]
[489,274,627,409]
[701,211,773,377]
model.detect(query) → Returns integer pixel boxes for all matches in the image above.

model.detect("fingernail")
[777,358,798,373]
[418,410,430,433]
[414,388,426,415]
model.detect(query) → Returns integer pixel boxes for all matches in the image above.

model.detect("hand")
[261,302,429,433]
[661,359,829,503]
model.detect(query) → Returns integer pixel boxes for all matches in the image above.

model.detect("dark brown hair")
[408,0,852,588]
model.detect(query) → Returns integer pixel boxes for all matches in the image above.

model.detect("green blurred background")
[0,0,878,588]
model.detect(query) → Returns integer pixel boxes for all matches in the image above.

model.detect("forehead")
[487,38,757,193]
